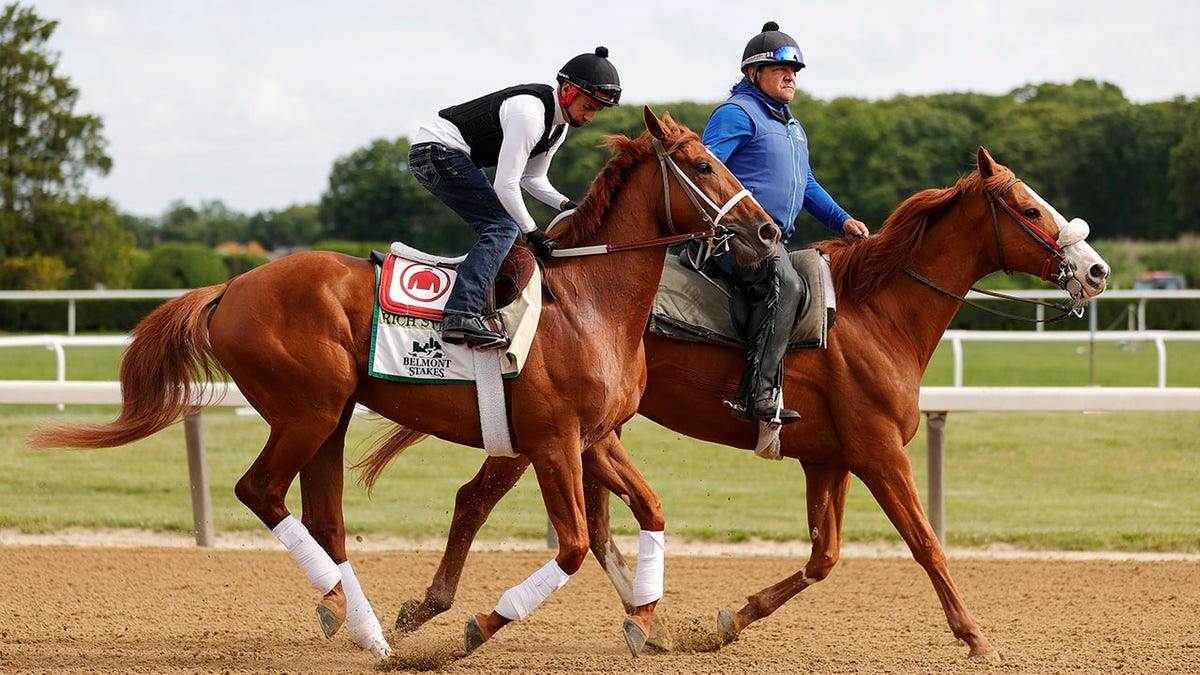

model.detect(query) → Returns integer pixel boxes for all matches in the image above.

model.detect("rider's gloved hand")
[561,199,579,211]
[526,229,558,256]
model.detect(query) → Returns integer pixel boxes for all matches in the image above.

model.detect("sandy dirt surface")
[1,536,1198,674]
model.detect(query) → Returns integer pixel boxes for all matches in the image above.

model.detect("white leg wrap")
[493,559,570,621]
[633,530,665,607]
[337,561,391,660]
[271,515,341,595]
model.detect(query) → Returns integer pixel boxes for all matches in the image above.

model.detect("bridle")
[547,137,755,258]
[905,177,1087,322]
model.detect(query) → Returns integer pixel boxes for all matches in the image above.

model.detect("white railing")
[0,380,249,548]
[6,330,1199,397]
[957,289,1200,331]
[3,288,1198,334]
[942,330,1200,387]
[0,289,186,335]
[2,379,1197,549]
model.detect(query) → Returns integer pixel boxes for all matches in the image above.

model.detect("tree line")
[3,3,1198,292]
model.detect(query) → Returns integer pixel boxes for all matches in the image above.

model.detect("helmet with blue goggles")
[740,21,805,72]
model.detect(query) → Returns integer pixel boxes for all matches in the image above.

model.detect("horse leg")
[855,452,999,661]
[234,417,348,639]
[465,441,591,652]
[581,436,671,654]
[717,462,850,645]
[297,402,392,660]
[394,454,531,634]
[394,445,671,652]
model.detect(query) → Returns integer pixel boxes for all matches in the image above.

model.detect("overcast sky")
[29,0,1200,217]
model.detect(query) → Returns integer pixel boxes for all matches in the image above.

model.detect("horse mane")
[551,121,701,247]
[815,164,1016,304]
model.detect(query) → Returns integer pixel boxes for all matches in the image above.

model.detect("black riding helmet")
[557,46,622,107]
[740,21,805,73]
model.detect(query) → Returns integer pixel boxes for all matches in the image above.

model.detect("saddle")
[370,242,539,318]
[648,247,832,351]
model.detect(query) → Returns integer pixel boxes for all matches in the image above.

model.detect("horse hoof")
[395,599,423,633]
[716,609,740,646]
[623,617,648,657]
[316,604,344,639]
[968,648,1002,662]
[367,637,394,662]
[464,613,492,653]
[645,613,672,653]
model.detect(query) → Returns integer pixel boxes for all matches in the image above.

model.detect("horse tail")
[352,426,429,493]
[26,284,229,450]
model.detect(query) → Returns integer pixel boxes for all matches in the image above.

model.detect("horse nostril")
[1089,263,1109,279]
[759,223,779,244]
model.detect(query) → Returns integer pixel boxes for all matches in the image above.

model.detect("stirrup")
[724,398,800,427]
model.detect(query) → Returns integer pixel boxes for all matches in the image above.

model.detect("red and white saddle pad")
[368,249,542,385]
[377,251,461,320]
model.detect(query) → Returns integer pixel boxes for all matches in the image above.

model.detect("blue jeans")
[408,142,519,317]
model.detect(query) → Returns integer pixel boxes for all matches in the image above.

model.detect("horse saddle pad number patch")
[378,256,455,320]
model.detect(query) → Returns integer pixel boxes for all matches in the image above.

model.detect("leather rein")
[905,177,1085,323]
[547,137,753,258]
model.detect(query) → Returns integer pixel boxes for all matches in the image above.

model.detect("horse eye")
[1022,207,1040,219]
[696,162,713,175]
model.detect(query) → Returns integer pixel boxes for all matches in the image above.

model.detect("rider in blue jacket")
[703,22,869,424]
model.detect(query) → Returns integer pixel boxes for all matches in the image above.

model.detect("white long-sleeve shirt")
[413,88,569,234]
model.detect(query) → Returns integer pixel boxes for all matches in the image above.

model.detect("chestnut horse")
[27,108,779,661]
[376,148,1111,661]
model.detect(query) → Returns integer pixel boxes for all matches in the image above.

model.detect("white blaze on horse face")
[1025,186,1110,298]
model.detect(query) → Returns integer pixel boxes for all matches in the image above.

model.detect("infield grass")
[0,336,1197,551]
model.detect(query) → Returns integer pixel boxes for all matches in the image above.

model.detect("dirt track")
[2,543,1198,674]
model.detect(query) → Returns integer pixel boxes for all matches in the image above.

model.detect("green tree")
[0,3,132,288]
[158,199,248,246]
[158,199,201,243]
[121,212,159,248]
[130,242,228,289]
[1168,102,1200,231]
[246,202,324,250]
[320,137,473,255]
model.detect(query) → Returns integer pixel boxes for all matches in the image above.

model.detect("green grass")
[0,338,1197,551]
[5,335,1199,386]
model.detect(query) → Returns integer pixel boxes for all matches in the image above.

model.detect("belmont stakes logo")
[403,335,452,378]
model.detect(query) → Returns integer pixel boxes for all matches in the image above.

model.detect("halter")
[905,176,1087,323]
[548,137,754,258]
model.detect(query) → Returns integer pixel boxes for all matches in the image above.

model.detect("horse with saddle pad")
[365,148,1111,662]
[26,108,780,661]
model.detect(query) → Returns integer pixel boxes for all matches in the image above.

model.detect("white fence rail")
[5,329,1199,394]
[0,380,248,547]
[942,329,1200,387]
[2,378,1198,548]
[0,290,185,335]
[3,288,1199,335]
[3,290,1198,547]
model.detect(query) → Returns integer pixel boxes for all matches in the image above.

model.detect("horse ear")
[977,147,996,178]
[644,105,667,141]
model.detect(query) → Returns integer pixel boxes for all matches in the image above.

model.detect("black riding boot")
[730,256,803,425]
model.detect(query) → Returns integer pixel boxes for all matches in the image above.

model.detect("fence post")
[925,412,947,546]
[184,413,215,547]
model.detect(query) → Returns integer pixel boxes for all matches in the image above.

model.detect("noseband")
[547,137,755,258]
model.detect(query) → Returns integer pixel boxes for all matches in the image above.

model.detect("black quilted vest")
[438,84,562,168]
